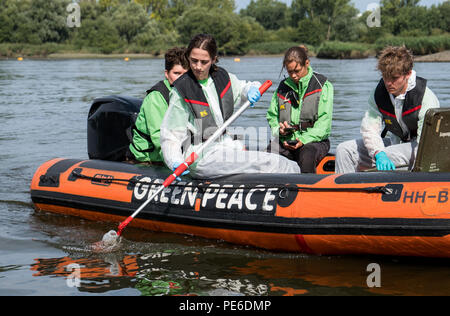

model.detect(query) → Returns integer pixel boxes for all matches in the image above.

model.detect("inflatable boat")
[30,96,450,258]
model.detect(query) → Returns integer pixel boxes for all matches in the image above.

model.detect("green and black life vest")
[146,80,170,104]
[173,67,234,142]
[131,80,170,155]
[374,77,427,142]
[277,73,327,131]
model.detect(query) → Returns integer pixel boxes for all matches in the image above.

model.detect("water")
[0,56,449,296]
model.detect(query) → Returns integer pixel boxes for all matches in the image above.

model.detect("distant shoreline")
[1,53,278,60]
[415,50,450,62]
[3,50,449,62]
[45,53,162,60]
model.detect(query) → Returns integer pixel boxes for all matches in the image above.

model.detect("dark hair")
[186,34,219,72]
[165,47,189,71]
[283,45,309,68]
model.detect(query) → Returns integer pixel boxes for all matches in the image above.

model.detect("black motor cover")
[87,95,142,161]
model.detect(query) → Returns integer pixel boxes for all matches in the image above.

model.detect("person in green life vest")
[128,47,189,164]
[266,46,334,173]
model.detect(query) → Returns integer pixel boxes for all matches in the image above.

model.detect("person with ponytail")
[160,34,300,179]
[266,46,334,173]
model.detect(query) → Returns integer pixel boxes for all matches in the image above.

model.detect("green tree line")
[0,0,449,57]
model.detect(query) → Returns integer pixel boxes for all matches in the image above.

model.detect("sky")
[235,0,448,12]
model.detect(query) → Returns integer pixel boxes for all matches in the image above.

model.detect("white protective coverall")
[160,72,300,179]
[335,71,440,173]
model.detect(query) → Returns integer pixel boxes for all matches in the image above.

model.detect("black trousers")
[267,139,330,173]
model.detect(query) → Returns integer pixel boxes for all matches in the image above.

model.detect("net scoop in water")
[91,230,122,252]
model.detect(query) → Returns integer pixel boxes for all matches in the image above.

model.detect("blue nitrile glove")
[247,86,261,107]
[375,151,396,171]
[172,162,190,181]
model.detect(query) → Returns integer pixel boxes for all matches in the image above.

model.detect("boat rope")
[69,170,390,195]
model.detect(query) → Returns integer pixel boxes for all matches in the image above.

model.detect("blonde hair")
[377,46,413,79]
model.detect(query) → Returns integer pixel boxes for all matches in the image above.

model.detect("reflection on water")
[27,207,450,296]
[0,57,449,296]
[31,255,139,294]
[29,242,450,296]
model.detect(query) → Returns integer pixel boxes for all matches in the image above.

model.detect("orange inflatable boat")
[29,97,450,258]
[30,158,450,258]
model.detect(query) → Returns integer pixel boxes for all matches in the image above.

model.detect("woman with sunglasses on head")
[160,34,300,179]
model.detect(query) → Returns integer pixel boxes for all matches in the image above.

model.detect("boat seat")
[413,108,450,172]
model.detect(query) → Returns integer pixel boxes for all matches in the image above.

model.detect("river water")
[0,56,449,296]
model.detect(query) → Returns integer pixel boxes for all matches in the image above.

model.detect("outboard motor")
[87,95,142,161]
